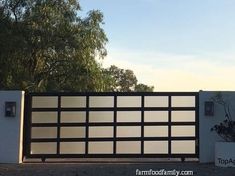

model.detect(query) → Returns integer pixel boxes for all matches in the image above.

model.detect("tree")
[0,1,154,92]
[135,83,154,92]
[103,65,137,92]
[103,65,154,92]
[0,0,108,92]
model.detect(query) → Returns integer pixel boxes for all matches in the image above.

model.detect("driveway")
[0,162,235,176]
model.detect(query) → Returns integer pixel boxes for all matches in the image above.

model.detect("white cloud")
[100,48,235,91]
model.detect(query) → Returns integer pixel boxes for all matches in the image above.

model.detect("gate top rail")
[27,92,199,96]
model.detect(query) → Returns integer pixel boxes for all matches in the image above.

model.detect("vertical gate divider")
[141,95,145,155]
[113,95,117,155]
[57,95,61,155]
[196,93,199,157]
[168,95,172,157]
[26,94,32,158]
[85,95,89,155]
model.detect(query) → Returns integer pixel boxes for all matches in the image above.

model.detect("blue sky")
[80,0,235,91]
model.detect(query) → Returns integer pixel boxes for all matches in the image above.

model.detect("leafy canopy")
[0,0,154,92]
[103,65,154,92]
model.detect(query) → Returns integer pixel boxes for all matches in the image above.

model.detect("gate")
[24,92,199,161]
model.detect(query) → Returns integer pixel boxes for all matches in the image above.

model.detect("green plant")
[210,92,235,142]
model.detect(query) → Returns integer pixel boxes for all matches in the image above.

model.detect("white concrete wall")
[199,91,235,163]
[0,91,25,163]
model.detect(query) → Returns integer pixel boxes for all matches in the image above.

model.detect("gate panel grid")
[24,92,199,160]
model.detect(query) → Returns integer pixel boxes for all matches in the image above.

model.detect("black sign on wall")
[204,101,214,116]
[5,102,16,117]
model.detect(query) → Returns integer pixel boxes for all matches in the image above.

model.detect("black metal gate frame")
[24,92,199,160]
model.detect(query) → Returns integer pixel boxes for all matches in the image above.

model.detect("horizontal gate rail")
[27,92,198,96]
[31,107,197,111]
[31,122,197,127]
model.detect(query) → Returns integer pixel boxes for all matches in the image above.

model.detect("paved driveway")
[0,163,235,176]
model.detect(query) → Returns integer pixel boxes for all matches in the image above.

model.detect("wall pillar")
[199,91,235,163]
[0,91,25,163]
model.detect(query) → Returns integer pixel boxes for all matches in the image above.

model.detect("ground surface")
[0,162,235,176]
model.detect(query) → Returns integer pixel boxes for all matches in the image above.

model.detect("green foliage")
[0,0,107,92]
[135,83,154,92]
[103,65,154,92]
[0,0,154,92]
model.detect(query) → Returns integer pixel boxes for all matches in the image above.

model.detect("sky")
[80,0,235,91]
